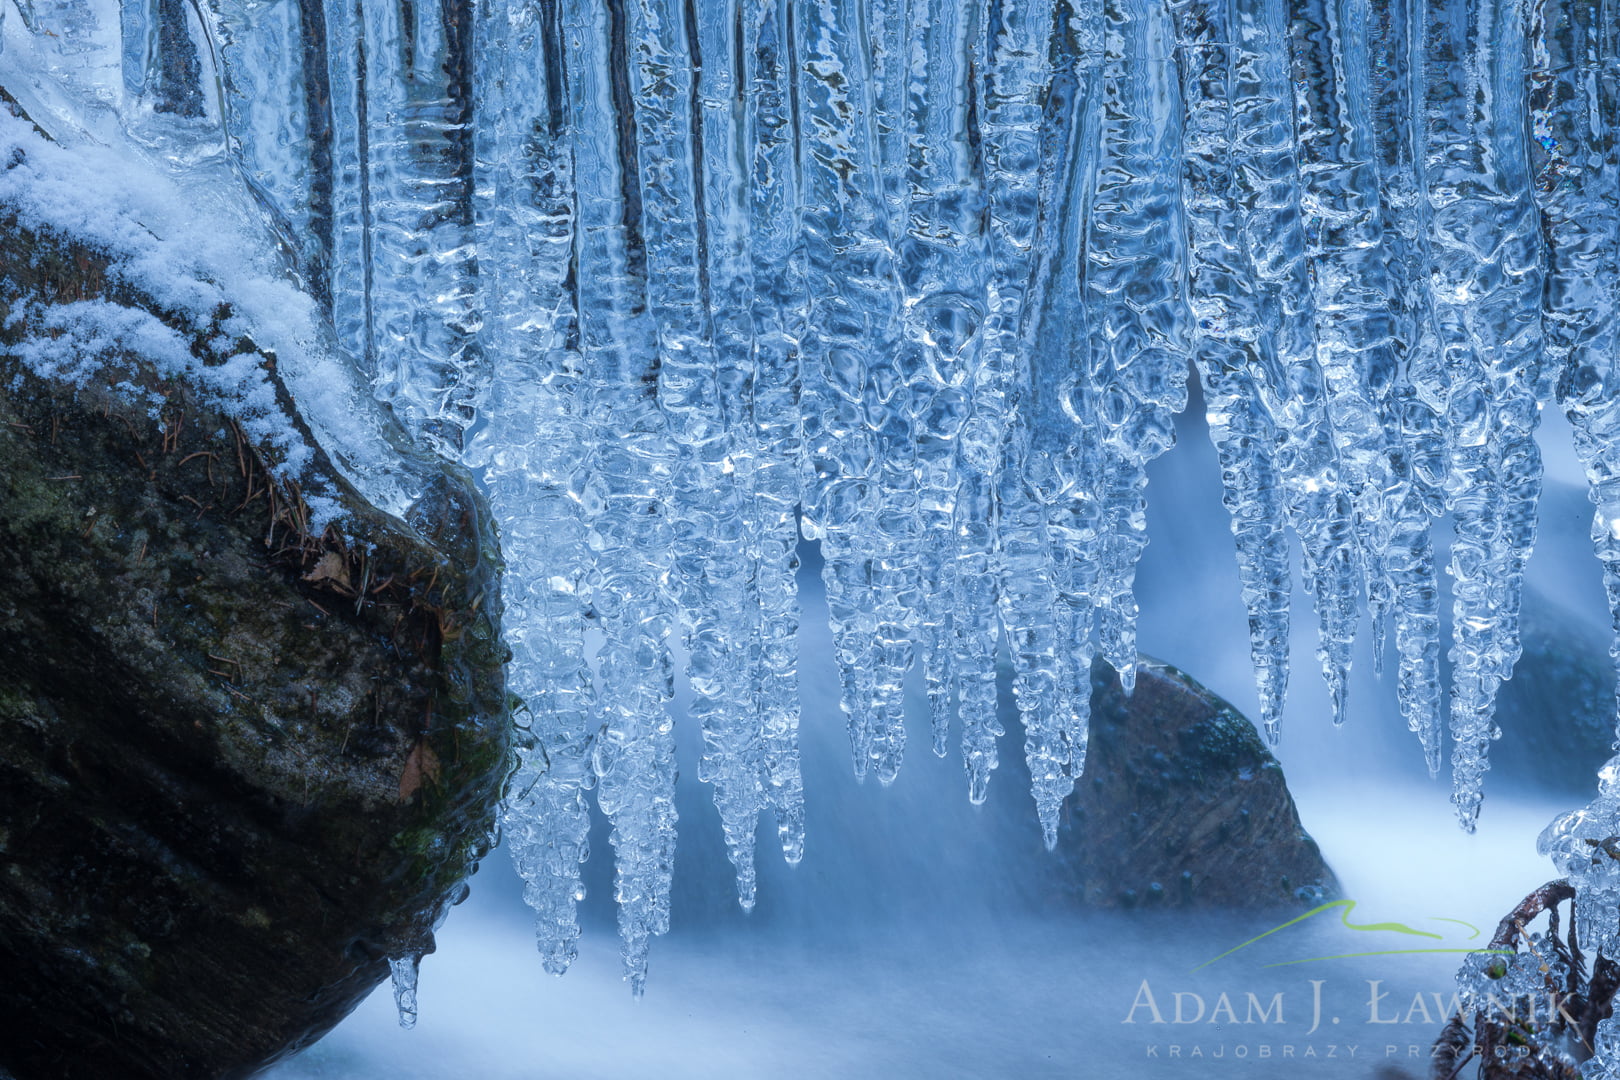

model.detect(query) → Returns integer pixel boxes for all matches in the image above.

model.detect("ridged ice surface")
[16,0,1620,1019]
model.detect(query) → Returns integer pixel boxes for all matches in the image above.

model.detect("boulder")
[1490,584,1614,795]
[1047,656,1337,908]
[0,138,509,1076]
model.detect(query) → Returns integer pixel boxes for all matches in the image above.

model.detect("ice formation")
[7,0,1620,1013]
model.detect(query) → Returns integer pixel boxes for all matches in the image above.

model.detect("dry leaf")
[397,741,441,803]
[302,552,352,590]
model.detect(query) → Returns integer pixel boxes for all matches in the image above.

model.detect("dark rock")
[0,158,509,1074]
[1046,655,1336,908]
[1490,584,1614,795]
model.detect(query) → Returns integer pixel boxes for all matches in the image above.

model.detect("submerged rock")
[1047,656,1336,909]
[0,146,508,1076]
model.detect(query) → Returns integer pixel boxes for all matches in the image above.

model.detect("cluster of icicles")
[13,0,1620,1008]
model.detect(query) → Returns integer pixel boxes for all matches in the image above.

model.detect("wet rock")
[1047,656,1337,909]
[1489,584,1614,796]
[0,169,509,1075]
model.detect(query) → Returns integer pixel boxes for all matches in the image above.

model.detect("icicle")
[1285,0,1396,679]
[848,0,922,787]
[794,0,904,782]
[958,0,1056,804]
[469,0,599,975]
[203,0,478,454]
[1083,0,1190,694]
[178,0,332,310]
[1177,0,1293,742]
[742,0,807,865]
[994,461,1065,845]
[1422,0,1545,831]
[322,0,370,373]
[1530,0,1620,756]
[953,463,1003,805]
[1386,499,1445,775]
[567,0,680,992]
[893,0,979,762]
[1257,0,1368,730]
[1370,0,1447,774]
[1236,0,1357,731]
[388,955,420,1030]
[1005,0,1098,845]
[355,0,482,454]
[629,0,771,912]
[1045,322,1102,773]
[119,0,152,99]
[986,8,1083,835]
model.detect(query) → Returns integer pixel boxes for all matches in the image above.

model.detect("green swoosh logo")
[1193,900,1502,972]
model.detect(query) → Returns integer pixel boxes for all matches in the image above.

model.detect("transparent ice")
[10,0,1620,1035]
[387,956,419,1031]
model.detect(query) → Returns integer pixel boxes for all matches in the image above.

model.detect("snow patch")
[0,109,407,532]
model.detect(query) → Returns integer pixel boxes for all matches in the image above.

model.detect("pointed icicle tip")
[967,765,990,806]
[779,829,804,867]
[388,954,420,1030]
[539,937,576,977]
[1041,820,1059,852]
[1260,689,1281,723]
[1329,679,1349,728]
[735,860,757,913]
[1258,673,1284,745]
[1453,794,1481,834]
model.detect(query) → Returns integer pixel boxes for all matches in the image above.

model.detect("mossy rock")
[0,153,509,1075]
[1047,656,1337,909]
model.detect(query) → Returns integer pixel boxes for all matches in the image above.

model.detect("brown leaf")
[397,741,441,803]
[302,551,352,590]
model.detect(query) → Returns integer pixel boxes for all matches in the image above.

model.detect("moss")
[1175,712,1264,784]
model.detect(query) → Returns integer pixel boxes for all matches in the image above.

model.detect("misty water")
[262,401,1596,1080]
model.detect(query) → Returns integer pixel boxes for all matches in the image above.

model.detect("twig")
[1490,880,1576,951]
